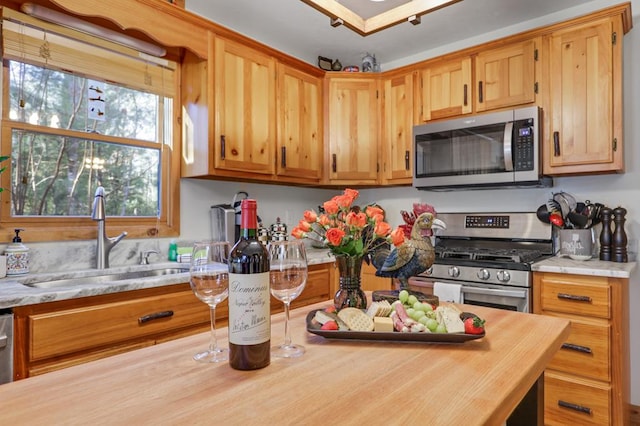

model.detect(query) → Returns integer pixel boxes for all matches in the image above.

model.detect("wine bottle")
[228,199,271,370]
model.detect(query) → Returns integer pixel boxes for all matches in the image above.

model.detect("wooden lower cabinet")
[13,263,334,379]
[533,272,630,425]
[361,262,393,292]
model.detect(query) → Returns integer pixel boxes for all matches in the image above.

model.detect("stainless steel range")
[409,212,553,313]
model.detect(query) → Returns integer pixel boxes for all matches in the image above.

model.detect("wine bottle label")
[228,271,271,345]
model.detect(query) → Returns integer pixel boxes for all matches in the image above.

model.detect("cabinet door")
[326,76,379,184]
[544,18,622,174]
[381,72,413,185]
[214,37,276,175]
[475,39,536,112]
[416,57,472,122]
[276,64,323,182]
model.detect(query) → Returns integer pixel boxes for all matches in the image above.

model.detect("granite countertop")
[0,248,336,309]
[531,255,636,278]
[2,247,633,310]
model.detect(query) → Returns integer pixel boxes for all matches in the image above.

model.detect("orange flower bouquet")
[291,188,405,258]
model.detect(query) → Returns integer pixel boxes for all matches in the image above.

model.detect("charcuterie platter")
[306,309,485,343]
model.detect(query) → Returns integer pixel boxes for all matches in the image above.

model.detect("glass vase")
[333,254,367,309]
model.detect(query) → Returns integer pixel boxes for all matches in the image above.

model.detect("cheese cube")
[373,316,394,332]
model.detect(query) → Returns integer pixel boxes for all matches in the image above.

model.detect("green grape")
[422,302,433,312]
[426,318,438,332]
[398,290,409,303]
[407,295,418,306]
[435,323,447,333]
[418,316,430,326]
[412,310,426,321]
[413,301,424,311]
[425,311,436,320]
[406,308,416,318]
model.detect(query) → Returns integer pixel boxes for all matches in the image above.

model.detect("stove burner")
[436,247,543,264]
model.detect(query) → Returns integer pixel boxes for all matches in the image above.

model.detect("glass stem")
[283,301,292,346]
[209,304,218,352]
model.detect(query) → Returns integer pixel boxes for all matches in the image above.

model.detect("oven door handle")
[461,286,527,299]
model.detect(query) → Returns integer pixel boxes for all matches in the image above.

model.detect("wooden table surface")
[0,297,570,425]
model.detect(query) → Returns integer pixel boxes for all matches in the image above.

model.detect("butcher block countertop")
[0,297,570,425]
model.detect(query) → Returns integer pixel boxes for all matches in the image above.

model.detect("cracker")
[338,307,374,331]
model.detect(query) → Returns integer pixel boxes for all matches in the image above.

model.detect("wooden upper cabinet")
[325,75,379,185]
[382,72,414,184]
[543,17,623,175]
[416,57,472,122]
[276,64,323,182]
[475,39,537,112]
[213,36,276,175]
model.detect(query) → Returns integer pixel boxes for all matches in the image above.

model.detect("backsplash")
[0,238,180,274]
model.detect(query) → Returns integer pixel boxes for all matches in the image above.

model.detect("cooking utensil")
[553,192,577,221]
[536,204,550,224]
[567,211,589,229]
[549,212,564,228]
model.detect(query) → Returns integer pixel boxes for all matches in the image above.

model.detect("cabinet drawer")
[29,290,210,361]
[540,275,610,318]
[544,371,611,426]
[547,316,610,382]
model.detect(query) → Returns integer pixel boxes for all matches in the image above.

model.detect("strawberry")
[464,316,486,334]
[324,305,337,314]
[320,320,339,330]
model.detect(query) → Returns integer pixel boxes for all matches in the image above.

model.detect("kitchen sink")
[19,267,190,289]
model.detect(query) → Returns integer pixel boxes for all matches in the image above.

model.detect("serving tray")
[306,310,485,343]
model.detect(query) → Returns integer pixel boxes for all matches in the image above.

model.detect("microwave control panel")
[513,118,534,171]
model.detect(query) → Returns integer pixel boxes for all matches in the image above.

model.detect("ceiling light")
[20,3,166,57]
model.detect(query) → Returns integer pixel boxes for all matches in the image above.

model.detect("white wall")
[179,0,640,404]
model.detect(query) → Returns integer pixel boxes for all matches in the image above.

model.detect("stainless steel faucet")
[91,186,127,269]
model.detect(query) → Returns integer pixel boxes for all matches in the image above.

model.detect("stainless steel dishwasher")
[0,311,13,384]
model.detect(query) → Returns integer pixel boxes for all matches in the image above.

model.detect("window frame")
[0,9,180,242]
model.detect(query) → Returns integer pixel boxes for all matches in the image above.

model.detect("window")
[1,8,179,241]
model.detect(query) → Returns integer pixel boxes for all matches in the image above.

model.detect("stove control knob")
[448,266,460,278]
[477,269,490,280]
[497,270,511,282]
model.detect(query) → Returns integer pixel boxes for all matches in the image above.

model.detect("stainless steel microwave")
[413,106,552,190]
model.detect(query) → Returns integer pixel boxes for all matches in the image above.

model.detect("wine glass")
[189,241,231,363]
[268,239,308,358]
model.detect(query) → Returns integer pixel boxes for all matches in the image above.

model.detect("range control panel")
[465,215,510,229]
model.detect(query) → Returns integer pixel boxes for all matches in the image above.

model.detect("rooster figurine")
[371,212,446,290]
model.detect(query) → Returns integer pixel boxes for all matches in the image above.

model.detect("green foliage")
[6,61,162,216]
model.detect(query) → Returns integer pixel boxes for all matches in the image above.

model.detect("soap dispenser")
[5,228,30,275]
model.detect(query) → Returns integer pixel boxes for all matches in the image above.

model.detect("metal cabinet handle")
[557,293,592,303]
[558,400,592,415]
[553,131,560,156]
[478,81,483,103]
[281,146,287,168]
[561,343,592,354]
[404,150,410,171]
[138,310,174,324]
[463,84,468,106]
[220,135,226,160]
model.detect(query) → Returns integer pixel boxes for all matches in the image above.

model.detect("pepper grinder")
[599,207,613,261]
[612,206,628,262]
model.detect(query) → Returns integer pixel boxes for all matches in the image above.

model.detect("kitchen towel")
[433,282,462,303]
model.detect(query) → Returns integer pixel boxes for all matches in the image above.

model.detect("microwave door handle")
[503,122,514,171]
[461,285,527,299]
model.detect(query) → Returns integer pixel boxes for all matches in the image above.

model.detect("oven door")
[408,276,530,313]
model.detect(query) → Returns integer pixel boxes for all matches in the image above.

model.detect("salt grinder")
[599,207,613,261]
[612,206,628,263]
